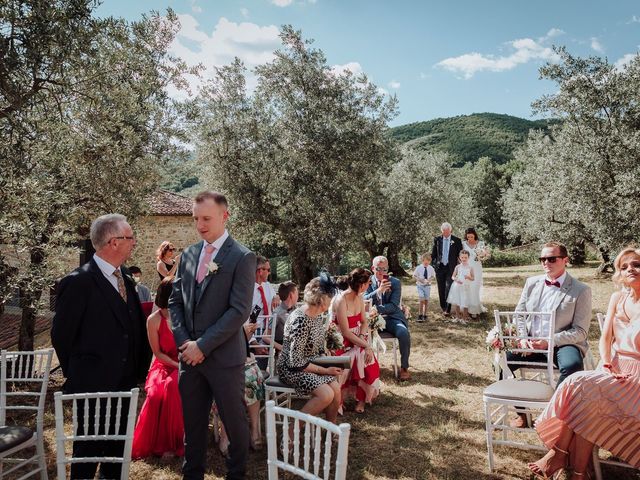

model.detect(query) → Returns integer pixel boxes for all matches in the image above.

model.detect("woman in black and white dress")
[277,274,343,422]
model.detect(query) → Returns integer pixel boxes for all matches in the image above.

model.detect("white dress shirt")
[253,282,276,314]
[92,254,121,293]
[196,229,229,266]
[531,271,567,337]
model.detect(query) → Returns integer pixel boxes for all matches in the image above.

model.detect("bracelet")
[603,363,612,369]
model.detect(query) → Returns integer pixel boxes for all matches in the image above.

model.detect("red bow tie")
[545,279,561,288]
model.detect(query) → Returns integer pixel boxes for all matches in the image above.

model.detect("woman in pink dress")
[528,247,640,479]
[333,268,380,414]
[132,277,184,459]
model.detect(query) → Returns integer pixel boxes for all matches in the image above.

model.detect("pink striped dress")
[535,292,640,467]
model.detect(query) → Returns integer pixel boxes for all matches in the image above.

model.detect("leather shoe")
[509,412,530,429]
[399,368,411,381]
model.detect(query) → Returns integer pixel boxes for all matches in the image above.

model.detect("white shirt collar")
[203,229,229,252]
[546,271,567,287]
[93,254,120,276]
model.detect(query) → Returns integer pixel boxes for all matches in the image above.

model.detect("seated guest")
[364,256,411,381]
[132,277,184,459]
[333,268,380,414]
[156,241,180,280]
[251,256,280,359]
[277,274,343,423]
[129,266,152,303]
[528,247,640,479]
[265,281,298,352]
[508,241,592,428]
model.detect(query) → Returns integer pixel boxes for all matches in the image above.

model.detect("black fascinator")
[318,271,338,297]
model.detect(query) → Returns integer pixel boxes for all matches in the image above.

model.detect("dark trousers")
[383,319,411,369]
[179,362,249,480]
[70,397,130,480]
[505,344,584,386]
[435,265,454,313]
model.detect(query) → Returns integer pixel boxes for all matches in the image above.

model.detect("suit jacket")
[516,273,592,356]
[169,235,255,369]
[431,235,463,275]
[51,260,151,393]
[364,275,407,326]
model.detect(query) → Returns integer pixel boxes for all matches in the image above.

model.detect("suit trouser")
[504,344,584,386]
[435,265,453,313]
[179,361,249,480]
[383,319,411,369]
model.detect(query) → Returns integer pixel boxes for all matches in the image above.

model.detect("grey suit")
[169,236,255,480]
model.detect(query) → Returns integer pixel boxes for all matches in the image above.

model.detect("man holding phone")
[364,256,411,381]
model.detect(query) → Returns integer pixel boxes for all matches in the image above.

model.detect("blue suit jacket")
[364,275,407,326]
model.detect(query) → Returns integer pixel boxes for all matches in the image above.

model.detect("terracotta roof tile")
[148,189,193,216]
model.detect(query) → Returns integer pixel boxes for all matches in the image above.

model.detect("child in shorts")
[413,253,435,322]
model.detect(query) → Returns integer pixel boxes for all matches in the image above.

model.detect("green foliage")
[483,249,538,268]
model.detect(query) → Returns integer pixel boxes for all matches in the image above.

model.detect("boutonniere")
[207,261,220,275]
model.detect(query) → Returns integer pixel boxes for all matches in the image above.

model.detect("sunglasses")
[167,247,176,252]
[539,256,566,264]
[258,267,271,272]
[375,267,389,272]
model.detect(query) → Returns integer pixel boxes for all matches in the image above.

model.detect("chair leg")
[37,438,49,480]
[484,400,495,473]
[592,446,603,480]
[393,340,398,378]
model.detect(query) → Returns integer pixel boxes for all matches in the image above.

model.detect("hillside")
[389,113,557,165]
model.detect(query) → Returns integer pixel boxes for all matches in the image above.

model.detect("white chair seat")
[0,426,33,453]
[484,379,554,402]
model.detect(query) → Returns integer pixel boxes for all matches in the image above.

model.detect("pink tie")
[196,244,215,283]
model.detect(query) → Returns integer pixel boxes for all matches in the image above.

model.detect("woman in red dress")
[132,277,184,459]
[333,268,380,414]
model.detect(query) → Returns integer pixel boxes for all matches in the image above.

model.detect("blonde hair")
[612,246,640,287]
[303,277,331,307]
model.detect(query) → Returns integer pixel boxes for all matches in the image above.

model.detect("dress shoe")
[399,368,411,381]
[509,412,530,429]
[416,314,425,322]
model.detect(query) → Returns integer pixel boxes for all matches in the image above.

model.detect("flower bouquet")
[368,306,387,353]
[476,243,491,262]
[485,322,517,379]
[325,322,344,353]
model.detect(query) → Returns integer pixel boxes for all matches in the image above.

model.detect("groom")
[431,222,462,316]
[169,191,255,480]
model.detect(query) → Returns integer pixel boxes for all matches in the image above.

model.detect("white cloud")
[330,62,363,76]
[271,0,294,6]
[435,34,561,79]
[419,72,430,79]
[540,28,564,41]
[591,37,605,53]
[388,80,401,89]
[190,0,202,13]
[377,87,389,96]
[240,7,249,18]
[628,15,640,24]
[614,53,638,70]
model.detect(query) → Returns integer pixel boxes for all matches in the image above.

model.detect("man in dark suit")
[431,222,463,316]
[169,191,255,480]
[52,213,151,479]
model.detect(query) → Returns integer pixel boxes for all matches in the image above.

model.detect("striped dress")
[535,292,640,467]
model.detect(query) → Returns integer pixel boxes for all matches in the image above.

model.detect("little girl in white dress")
[447,250,475,322]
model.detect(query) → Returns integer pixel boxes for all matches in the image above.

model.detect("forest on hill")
[389,113,558,166]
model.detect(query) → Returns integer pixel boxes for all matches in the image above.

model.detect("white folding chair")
[483,310,556,472]
[590,312,639,480]
[265,400,350,480]
[264,339,296,410]
[0,349,53,480]
[54,389,139,480]
[376,332,399,379]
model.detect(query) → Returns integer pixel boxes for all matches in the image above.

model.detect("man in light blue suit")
[169,191,255,480]
[364,255,411,381]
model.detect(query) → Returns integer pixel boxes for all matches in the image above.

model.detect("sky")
[96,0,640,126]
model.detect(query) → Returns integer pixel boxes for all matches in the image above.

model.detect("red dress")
[335,314,381,407]
[132,312,184,458]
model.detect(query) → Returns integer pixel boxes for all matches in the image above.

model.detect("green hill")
[389,113,557,165]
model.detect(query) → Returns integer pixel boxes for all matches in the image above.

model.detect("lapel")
[88,259,128,329]
[550,273,572,313]
[196,236,235,304]
[188,241,204,307]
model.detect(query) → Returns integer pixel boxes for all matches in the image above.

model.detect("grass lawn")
[26,263,640,478]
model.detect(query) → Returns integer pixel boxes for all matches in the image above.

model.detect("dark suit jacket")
[51,259,151,393]
[169,235,255,369]
[364,276,407,326]
[431,235,463,275]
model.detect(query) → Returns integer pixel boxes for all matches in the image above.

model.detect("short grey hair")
[90,214,128,250]
[441,222,452,231]
[372,256,388,267]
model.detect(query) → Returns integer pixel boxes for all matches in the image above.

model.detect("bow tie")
[545,279,561,288]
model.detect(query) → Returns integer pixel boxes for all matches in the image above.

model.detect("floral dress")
[277,308,335,395]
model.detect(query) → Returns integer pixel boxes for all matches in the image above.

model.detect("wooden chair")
[265,400,350,480]
[0,349,53,480]
[483,310,556,472]
[54,389,139,480]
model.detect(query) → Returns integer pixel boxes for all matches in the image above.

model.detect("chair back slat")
[303,419,311,472]
[323,429,332,480]
[293,415,300,466]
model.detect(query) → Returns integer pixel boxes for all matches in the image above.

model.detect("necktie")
[258,284,269,316]
[544,279,561,288]
[113,269,127,302]
[196,244,215,283]
[442,237,450,265]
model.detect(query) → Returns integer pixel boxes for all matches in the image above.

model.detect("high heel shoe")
[527,445,569,479]
[572,471,592,479]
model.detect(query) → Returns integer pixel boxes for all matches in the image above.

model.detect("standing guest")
[132,277,184,459]
[277,274,343,423]
[51,214,151,479]
[266,281,299,352]
[129,265,152,303]
[169,191,255,480]
[446,250,475,323]
[431,222,463,316]
[412,253,436,322]
[333,268,380,414]
[528,247,640,479]
[157,241,180,280]
[364,256,412,381]
[462,227,487,316]
[508,241,592,429]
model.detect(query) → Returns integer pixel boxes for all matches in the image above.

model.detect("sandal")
[572,472,592,479]
[250,436,263,451]
[354,401,365,414]
[527,445,569,479]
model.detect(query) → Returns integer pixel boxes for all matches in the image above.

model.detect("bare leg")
[247,401,260,444]
[325,382,341,423]
[424,300,429,317]
[528,424,573,477]
[571,433,594,477]
[462,307,469,320]
[300,384,334,417]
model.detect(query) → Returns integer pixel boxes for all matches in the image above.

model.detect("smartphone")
[249,305,262,324]
[382,273,390,282]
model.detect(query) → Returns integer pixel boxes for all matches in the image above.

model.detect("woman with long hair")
[156,241,180,280]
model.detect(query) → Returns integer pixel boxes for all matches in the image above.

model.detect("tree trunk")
[568,239,586,265]
[327,252,341,275]
[596,247,613,276]
[410,251,418,269]
[386,243,408,277]
[17,247,45,351]
[288,241,315,288]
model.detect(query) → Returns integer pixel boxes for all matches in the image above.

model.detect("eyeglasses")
[375,266,389,272]
[111,236,135,242]
[258,267,271,272]
[539,256,566,264]
[167,247,176,252]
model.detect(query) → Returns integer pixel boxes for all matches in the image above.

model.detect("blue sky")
[97,0,640,126]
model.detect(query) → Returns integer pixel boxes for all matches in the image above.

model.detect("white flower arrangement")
[325,322,344,353]
[368,306,387,353]
[485,323,517,353]
[476,245,491,262]
[207,261,220,275]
